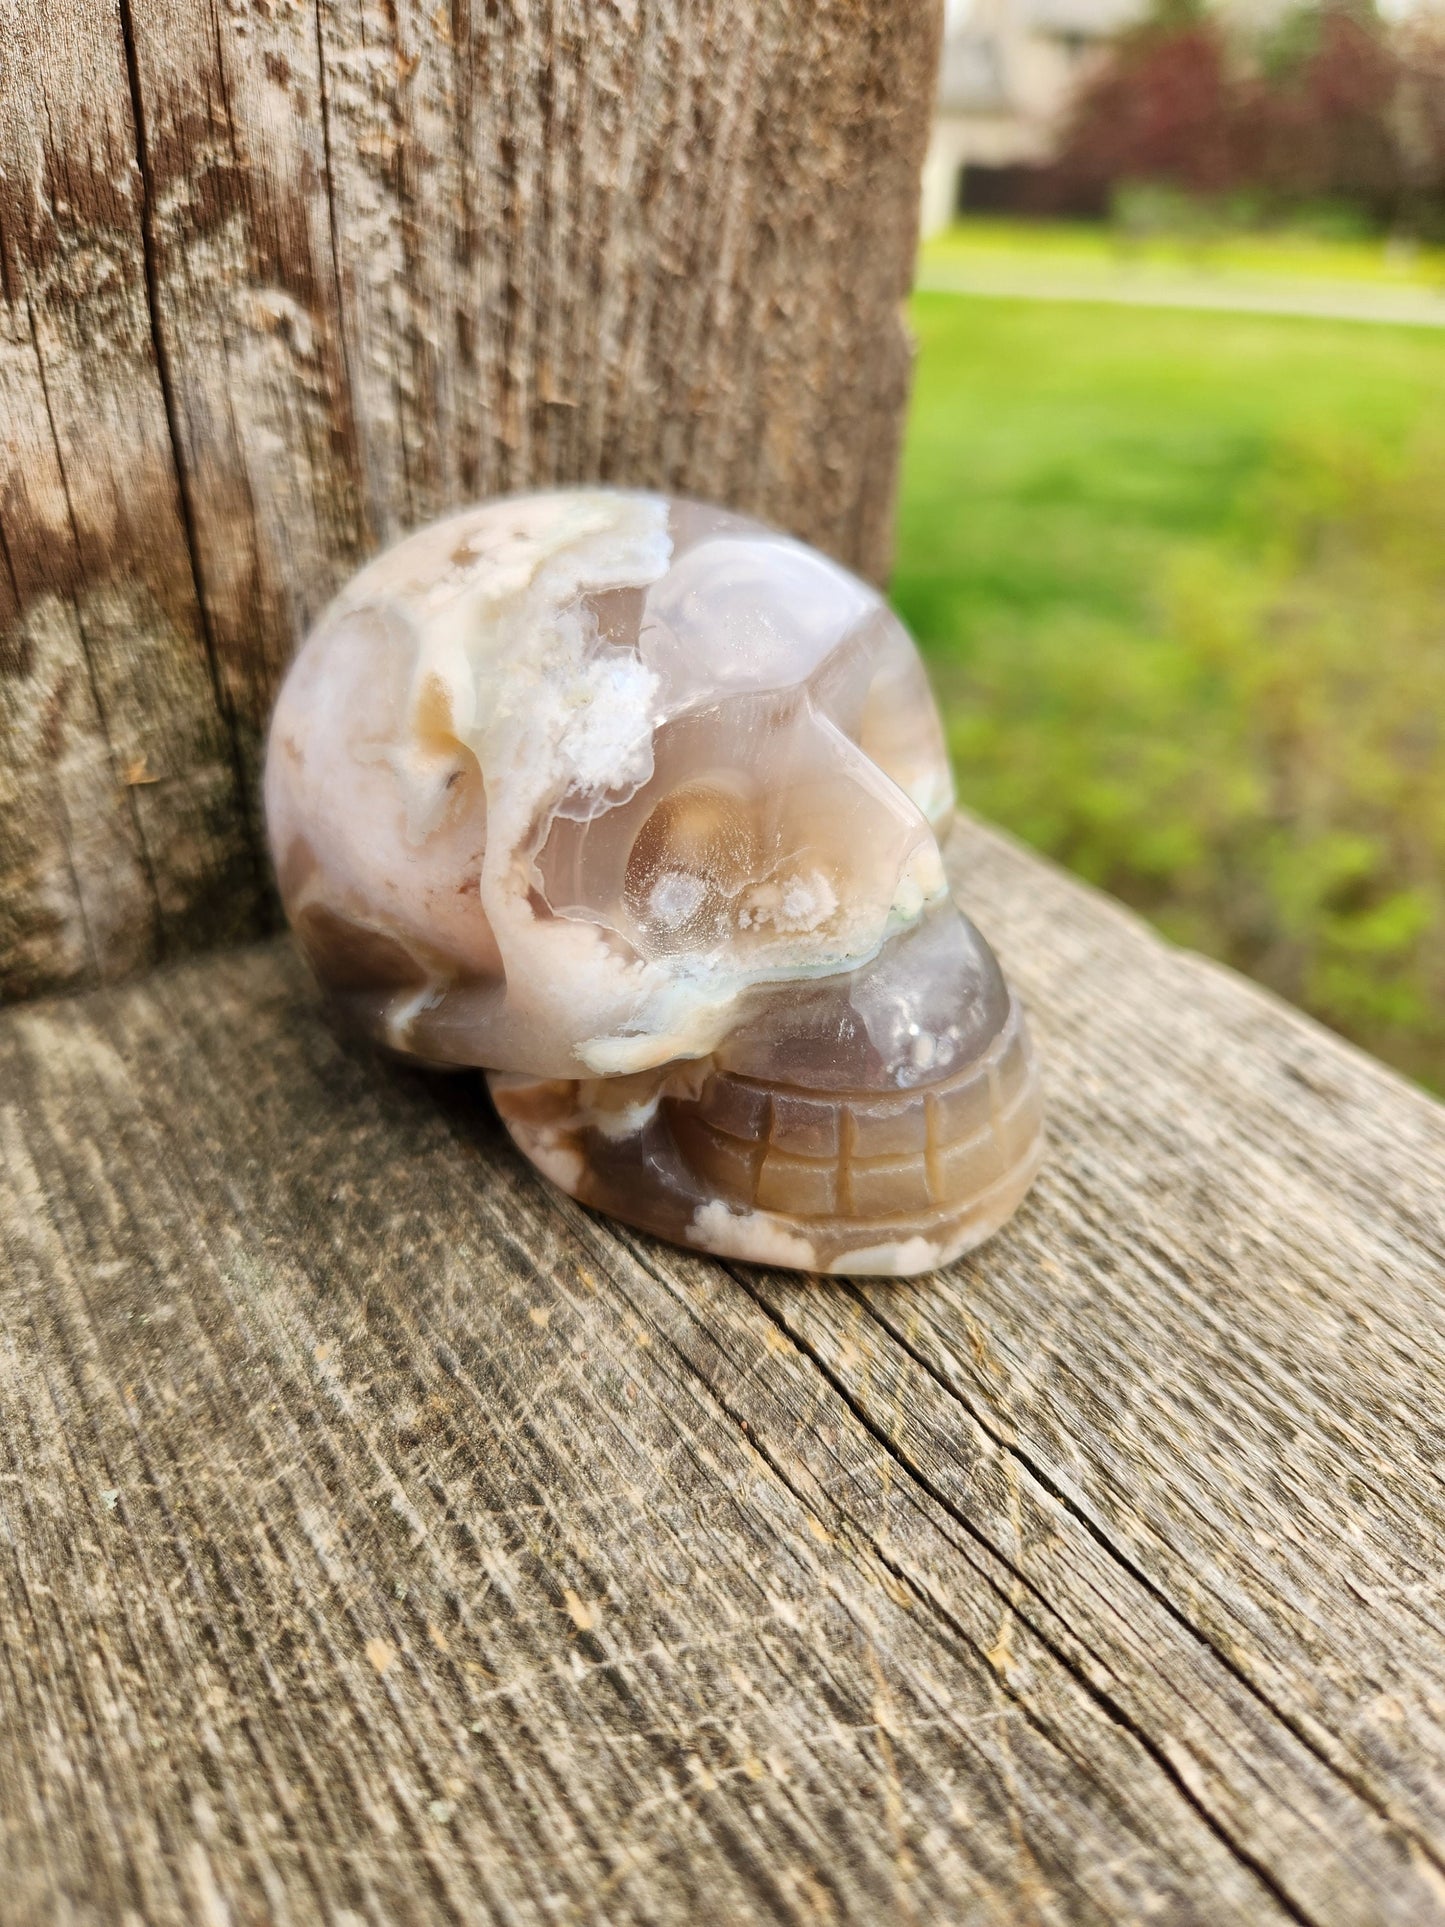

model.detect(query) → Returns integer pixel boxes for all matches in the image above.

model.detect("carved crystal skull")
[264,490,1043,1274]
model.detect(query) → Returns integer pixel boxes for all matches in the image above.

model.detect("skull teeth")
[666,1001,1039,1227]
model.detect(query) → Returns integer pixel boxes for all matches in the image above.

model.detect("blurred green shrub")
[1110,182,1382,247]
[940,433,1445,1089]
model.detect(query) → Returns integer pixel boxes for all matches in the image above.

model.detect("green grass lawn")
[892,287,1445,1089]
[919,216,1445,293]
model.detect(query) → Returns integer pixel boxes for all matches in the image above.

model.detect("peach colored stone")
[264,490,1043,1274]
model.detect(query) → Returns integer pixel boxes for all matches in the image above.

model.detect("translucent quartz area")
[265,490,1043,1275]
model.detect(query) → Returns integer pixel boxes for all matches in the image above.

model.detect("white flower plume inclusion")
[265,490,1044,1275]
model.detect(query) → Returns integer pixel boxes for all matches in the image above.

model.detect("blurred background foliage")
[1038,0,1445,235]
[898,0,1445,1090]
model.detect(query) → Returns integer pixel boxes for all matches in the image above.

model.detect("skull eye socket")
[624,785,760,954]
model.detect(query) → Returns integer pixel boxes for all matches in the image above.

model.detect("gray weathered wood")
[1,0,938,1002]
[3,814,1443,1924]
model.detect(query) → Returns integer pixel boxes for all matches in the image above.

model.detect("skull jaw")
[488,991,1043,1278]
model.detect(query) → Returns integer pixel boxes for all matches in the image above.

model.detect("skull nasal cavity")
[624,785,760,950]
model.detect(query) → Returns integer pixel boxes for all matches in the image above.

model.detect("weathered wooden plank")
[2,0,940,1000]
[121,0,372,818]
[2,816,1442,1922]
[0,0,260,997]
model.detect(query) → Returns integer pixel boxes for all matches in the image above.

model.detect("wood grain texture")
[0,0,260,998]
[0,0,940,1002]
[3,814,1443,1924]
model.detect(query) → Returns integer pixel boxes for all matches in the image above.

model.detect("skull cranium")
[264,489,1043,1274]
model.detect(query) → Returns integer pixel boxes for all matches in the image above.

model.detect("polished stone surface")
[264,490,1042,1272]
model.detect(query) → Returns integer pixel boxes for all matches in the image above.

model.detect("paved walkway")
[917,261,1445,327]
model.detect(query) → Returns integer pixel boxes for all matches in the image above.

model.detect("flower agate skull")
[264,490,1043,1275]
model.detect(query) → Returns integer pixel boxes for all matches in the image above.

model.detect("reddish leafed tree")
[1254,9,1401,208]
[1044,20,1241,204]
[1038,1,1445,228]
[1397,10,1445,229]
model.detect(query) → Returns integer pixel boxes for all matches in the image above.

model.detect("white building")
[920,0,1148,234]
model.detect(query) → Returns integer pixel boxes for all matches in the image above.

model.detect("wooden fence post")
[0,1,942,1001]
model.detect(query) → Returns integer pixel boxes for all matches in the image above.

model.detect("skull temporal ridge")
[264,489,1044,1276]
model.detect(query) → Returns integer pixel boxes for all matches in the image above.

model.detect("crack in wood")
[718,1261,1322,1927]
[842,1276,1445,1887]
[115,0,264,923]
[23,289,166,966]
